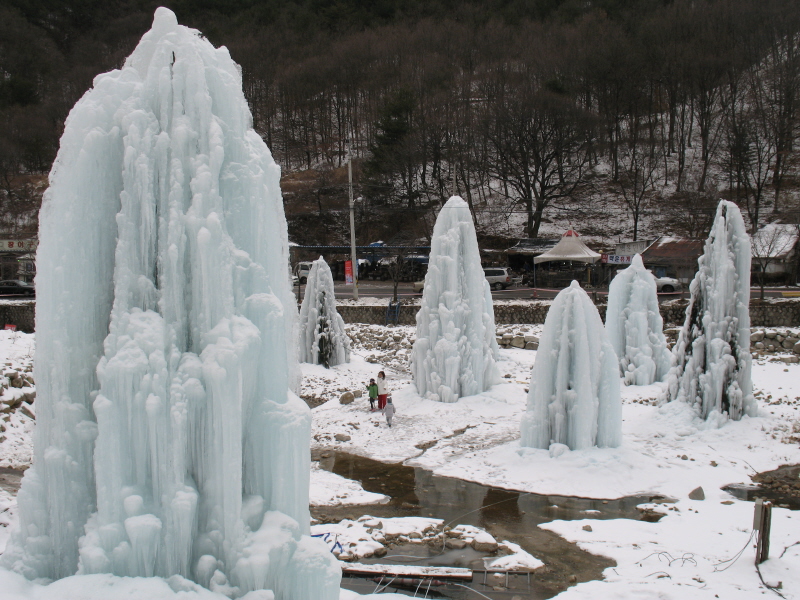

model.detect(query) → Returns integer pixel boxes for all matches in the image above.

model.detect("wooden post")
[754,498,772,564]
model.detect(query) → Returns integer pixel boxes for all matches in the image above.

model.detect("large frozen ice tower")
[2,8,340,598]
[411,196,500,403]
[665,200,756,423]
[521,281,622,451]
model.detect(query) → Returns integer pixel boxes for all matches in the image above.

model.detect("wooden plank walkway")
[342,562,473,581]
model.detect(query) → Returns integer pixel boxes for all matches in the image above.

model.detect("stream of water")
[313,450,670,599]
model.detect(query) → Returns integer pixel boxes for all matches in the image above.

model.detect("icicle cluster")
[665,200,756,423]
[606,254,672,385]
[521,281,622,451]
[2,9,340,598]
[298,257,350,367]
[411,196,500,403]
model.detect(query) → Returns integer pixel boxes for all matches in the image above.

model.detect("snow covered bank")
[309,465,389,507]
[0,330,35,469]
[541,499,799,600]
[311,326,799,502]
[310,516,542,570]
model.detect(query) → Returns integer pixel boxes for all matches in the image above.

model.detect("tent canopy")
[533,229,601,264]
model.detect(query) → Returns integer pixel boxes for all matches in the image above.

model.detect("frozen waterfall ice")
[665,200,756,423]
[298,257,350,367]
[1,8,340,598]
[606,254,672,385]
[521,281,622,451]
[411,196,500,403]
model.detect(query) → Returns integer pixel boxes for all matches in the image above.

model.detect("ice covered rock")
[606,254,672,385]
[411,197,500,402]
[665,200,756,422]
[298,257,350,367]
[521,281,621,450]
[2,9,339,598]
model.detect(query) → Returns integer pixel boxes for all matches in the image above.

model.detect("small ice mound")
[606,254,672,385]
[411,196,500,402]
[521,281,621,451]
[549,443,570,458]
[298,257,350,367]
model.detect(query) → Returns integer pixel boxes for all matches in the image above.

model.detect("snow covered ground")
[0,330,35,469]
[310,325,800,599]
[1,324,799,599]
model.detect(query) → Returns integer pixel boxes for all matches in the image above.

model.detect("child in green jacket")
[366,379,378,411]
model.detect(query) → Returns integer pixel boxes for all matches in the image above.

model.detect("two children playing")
[366,376,394,427]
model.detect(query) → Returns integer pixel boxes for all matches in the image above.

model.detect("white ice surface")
[606,254,672,385]
[411,196,500,403]
[521,281,622,450]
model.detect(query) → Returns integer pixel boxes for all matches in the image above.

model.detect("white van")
[294,261,314,284]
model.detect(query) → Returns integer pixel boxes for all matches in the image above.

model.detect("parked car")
[484,267,512,290]
[652,274,682,293]
[414,267,514,293]
[293,261,314,284]
[0,280,35,296]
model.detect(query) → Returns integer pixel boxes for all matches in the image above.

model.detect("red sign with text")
[344,260,353,285]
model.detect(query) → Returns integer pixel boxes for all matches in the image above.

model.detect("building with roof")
[751,223,799,285]
[533,229,601,264]
[0,236,38,282]
[640,236,704,283]
[505,238,559,274]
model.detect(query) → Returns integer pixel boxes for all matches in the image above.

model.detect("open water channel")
[312,451,670,599]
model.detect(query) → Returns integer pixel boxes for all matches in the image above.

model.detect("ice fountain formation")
[298,257,350,367]
[411,196,500,403]
[521,281,622,451]
[665,200,756,422]
[606,254,672,385]
[1,9,340,598]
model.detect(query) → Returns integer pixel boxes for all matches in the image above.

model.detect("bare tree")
[617,118,663,241]
[483,84,594,237]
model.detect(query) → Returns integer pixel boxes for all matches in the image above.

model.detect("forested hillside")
[1,0,798,246]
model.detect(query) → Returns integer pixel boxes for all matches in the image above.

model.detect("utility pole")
[347,138,358,300]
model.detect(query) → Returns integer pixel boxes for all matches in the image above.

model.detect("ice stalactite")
[521,281,622,451]
[606,254,672,385]
[2,8,340,598]
[298,257,350,367]
[411,196,500,403]
[665,200,757,423]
